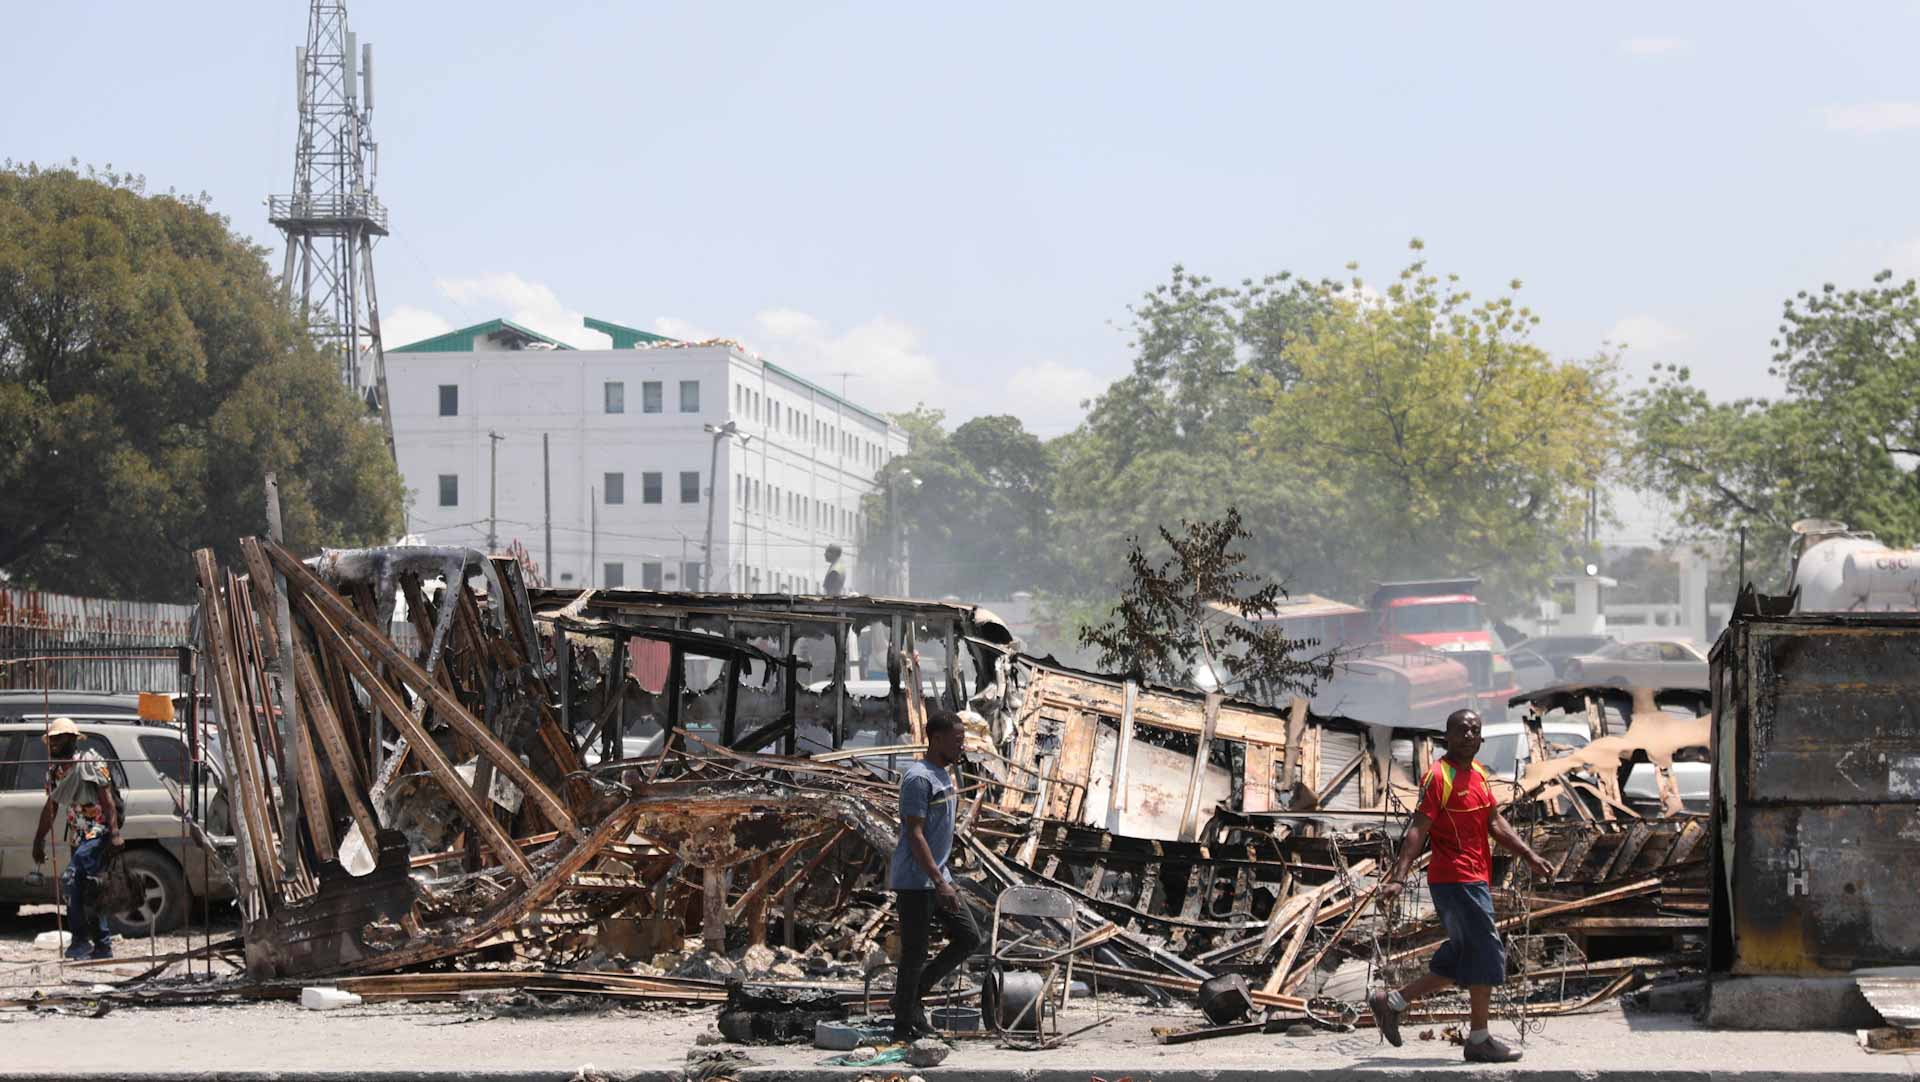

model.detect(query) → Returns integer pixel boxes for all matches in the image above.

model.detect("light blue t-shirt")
[889,759,955,891]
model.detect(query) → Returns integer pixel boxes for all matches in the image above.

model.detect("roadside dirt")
[0,901,243,998]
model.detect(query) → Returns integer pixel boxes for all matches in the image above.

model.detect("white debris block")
[33,931,71,950]
[299,987,364,1011]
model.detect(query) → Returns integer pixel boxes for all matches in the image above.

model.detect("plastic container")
[931,1005,982,1032]
[299,987,364,1011]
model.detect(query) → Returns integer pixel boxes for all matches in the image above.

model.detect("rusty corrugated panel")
[0,586,195,692]
[1714,610,1920,976]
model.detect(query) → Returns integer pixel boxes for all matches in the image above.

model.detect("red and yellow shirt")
[1417,758,1495,884]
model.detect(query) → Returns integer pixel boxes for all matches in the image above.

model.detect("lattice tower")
[269,1,394,454]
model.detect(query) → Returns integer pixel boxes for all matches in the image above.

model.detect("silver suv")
[0,693,235,936]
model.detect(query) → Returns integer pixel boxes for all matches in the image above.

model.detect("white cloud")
[651,315,718,342]
[435,272,609,348]
[744,308,948,414]
[382,305,454,350]
[1006,361,1105,436]
[1621,36,1686,57]
[1606,314,1690,352]
[1821,102,1920,134]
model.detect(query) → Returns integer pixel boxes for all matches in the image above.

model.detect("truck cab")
[1369,579,1518,700]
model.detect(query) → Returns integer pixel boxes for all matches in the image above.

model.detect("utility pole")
[542,433,552,579]
[590,485,598,588]
[271,1,394,458]
[487,430,504,553]
[701,421,750,592]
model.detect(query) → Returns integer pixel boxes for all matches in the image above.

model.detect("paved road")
[0,993,1912,1080]
[0,904,1912,1079]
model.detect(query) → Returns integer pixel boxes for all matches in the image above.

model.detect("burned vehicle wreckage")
[48,541,1713,1036]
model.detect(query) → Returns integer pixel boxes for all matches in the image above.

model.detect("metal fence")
[0,587,196,694]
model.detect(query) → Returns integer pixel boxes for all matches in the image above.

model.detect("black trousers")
[893,888,981,1028]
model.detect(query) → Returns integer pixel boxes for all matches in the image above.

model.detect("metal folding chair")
[985,884,1105,1047]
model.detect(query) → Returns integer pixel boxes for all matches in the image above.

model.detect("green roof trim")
[762,359,891,427]
[583,316,676,349]
[390,318,572,353]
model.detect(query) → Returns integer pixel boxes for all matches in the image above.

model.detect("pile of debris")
[57,541,1712,1039]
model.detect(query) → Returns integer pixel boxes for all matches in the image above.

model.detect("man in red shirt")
[1368,709,1553,1064]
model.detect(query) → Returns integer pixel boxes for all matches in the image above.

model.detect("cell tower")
[270,2,394,455]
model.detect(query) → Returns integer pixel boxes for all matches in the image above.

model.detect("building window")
[642,562,663,589]
[751,479,760,509]
[438,385,458,417]
[642,381,663,413]
[642,472,663,504]
[680,470,700,503]
[604,472,624,505]
[603,562,625,589]
[605,381,625,414]
[679,380,700,413]
[437,474,458,507]
[682,561,704,591]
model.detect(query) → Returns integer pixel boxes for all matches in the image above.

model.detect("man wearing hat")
[30,718,121,960]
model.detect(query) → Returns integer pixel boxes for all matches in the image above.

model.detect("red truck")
[1367,579,1518,702]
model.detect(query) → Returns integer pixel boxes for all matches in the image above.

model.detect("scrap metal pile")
[109,541,1711,1031]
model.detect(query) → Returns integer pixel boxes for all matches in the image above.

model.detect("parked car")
[1474,717,1593,781]
[1562,638,1709,689]
[1507,648,1557,692]
[0,702,234,936]
[1508,634,1615,678]
[1624,745,1711,815]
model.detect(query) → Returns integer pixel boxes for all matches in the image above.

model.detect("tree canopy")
[870,244,1621,653]
[0,163,404,601]
[1629,271,1920,588]
[1254,243,1617,613]
[1050,244,1615,623]
[867,408,1057,599]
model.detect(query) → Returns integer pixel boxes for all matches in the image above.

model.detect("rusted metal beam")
[266,540,578,836]
[291,641,382,857]
[353,806,639,974]
[1177,693,1222,842]
[192,549,276,916]
[297,592,535,881]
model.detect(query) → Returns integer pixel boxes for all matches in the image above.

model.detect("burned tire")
[106,849,189,938]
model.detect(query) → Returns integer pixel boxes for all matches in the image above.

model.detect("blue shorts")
[1428,881,1505,987]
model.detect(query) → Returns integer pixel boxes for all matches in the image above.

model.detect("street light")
[701,421,752,591]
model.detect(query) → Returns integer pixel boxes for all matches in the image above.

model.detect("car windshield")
[1392,602,1482,634]
[1475,733,1528,773]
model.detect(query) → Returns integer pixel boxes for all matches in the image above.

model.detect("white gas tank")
[1795,535,1920,611]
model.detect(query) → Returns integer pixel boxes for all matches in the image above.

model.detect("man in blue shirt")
[889,708,980,1041]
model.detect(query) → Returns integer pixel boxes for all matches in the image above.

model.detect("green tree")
[1078,507,1327,699]
[1051,267,1339,598]
[0,163,404,601]
[1053,245,1615,622]
[1255,242,1617,613]
[867,408,1057,599]
[1629,272,1920,588]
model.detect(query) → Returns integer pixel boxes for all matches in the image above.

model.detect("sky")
[9,2,1920,543]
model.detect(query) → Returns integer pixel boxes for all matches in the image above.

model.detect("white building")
[387,316,908,594]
